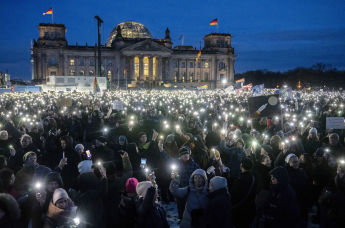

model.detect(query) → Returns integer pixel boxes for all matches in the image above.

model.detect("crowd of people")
[0,89,344,228]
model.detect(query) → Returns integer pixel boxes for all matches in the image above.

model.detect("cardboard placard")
[326,117,345,129]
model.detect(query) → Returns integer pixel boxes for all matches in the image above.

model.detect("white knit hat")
[309,128,317,134]
[285,153,297,164]
[136,181,152,198]
[53,188,69,205]
[78,160,93,174]
[209,176,228,193]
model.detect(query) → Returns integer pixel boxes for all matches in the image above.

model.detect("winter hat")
[178,146,191,157]
[309,128,317,135]
[23,151,36,162]
[45,172,63,188]
[209,176,228,192]
[165,134,175,144]
[74,144,84,151]
[241,158,253,170]
[78,160,93,174]
[52,188,69,205]
[125,178,139,193]
[136,181,152,198]
[261,144,273,154]
[119,135,127,142]
[285,153,297,164]
[0,193,21,220]
[33,165,52,182]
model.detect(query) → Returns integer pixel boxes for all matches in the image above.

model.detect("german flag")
[210,18,218,26]
[43,8,53,15]
[196,49,201,63]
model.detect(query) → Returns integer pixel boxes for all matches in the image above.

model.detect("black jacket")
[204,188,233,228]
[136,187,169,228]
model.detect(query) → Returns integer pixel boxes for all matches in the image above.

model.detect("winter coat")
[170,169,209,228]
[219,140,246,179]
[0,193,23,228]
[231,171,257,226]
[59,149,81,190]
[136,187,169,228]
[204,188,233,228]
[74,172,107,228]
[178,158,200,188]
[286,166,312,217]
[253,162,271,193]
[118,192,139,228]
[258,167,299,228]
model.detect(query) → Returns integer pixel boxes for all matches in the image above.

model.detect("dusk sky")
[1,0,345,80]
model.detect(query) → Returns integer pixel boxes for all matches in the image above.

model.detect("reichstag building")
[31,21,235,88]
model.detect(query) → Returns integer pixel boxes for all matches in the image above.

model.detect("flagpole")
[51,9,54,24]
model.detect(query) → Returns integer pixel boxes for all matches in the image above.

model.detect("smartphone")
[141,158,147,166]
[86,150,92,159]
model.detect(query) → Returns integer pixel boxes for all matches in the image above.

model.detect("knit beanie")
[285,153,297,164]
[45,172,63,188]
[52,188,69,205]
[309,128,317,135]
[136,181,152,198]
[178,146,191,157]
[125,178,139,193]
[23,151,36,162]
[209,176,228,192]
[78,160,93,174]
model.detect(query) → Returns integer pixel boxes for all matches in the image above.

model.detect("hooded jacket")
[170,169,209,228]
[259,166,299,228]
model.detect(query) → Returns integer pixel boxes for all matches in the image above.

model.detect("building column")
[139,56,144,81]
[129,56,135,81]
[149,56,153,81]
[158,57,163,81]
[229,56,235,84]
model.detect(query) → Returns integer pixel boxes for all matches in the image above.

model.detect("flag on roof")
[210,19,218,26]
[43,8,53,15]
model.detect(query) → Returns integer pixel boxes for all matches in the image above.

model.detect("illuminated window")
[70,69,75,76]
[79,70,84,76]
[107,70,112,82]
[153,57,156,80]
[174,76,177,83]
[89,70,94,76]
[70,59,75,66]
[143,57,149,80]
[204,61,209,68]
[134,56,139,80]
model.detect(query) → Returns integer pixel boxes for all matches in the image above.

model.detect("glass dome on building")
[106,21,152,46]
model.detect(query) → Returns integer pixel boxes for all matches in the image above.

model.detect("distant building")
[31,21,235,88]
[0,72,10,88]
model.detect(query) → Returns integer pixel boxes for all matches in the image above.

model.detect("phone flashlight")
[86,150,91,158]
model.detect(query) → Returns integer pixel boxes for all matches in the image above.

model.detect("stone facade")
[31,22,235,88]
